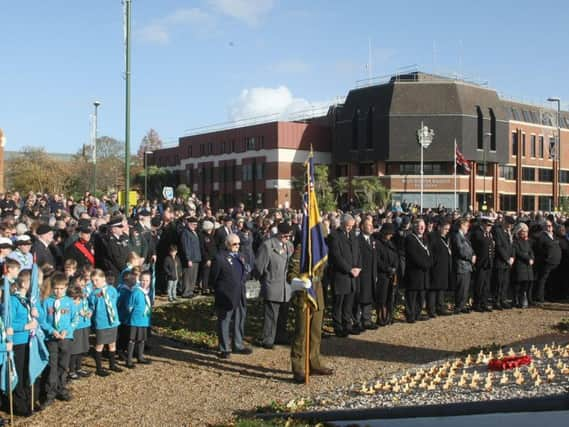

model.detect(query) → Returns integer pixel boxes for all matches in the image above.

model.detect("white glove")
[291,278,312,292]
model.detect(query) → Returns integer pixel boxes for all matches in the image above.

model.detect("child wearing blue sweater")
[126,270,153,368]
[67,275,92,380]
[40,272,77,406]
[88,269,122,377]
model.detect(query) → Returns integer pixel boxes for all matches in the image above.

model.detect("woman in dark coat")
[427,220,453,317]
[402,218,432,323]
[199,220,217,293]
[375,223,399,326]
[512,223,534,308]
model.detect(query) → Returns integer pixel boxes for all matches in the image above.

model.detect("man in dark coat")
[64,224,95,269]
[470,217,496,312]
[402,218,432,323]
[155,206,179,294]
[180,216,202,298]
[492,216,514,309]
[215,216,234,250]
[451,217,475,314]
[32,224,56,268]
[353,218,378,331]
[209,233,253,359]
[328,214,361,337]
[533,219,561,304]
[99,215,130,279]
[427,219,453,317]
[199,220,217,293]
[375,223,399,326]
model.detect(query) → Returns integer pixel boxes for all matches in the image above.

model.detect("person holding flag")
[1,261,18,424]
[287,151,333,384]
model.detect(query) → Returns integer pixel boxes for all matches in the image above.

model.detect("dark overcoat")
[428,232,454,291]
[210,250,247,310]
[512,239,534,282]
[328,229,361,295]
[355,234,377,305]
[402,233,431,291]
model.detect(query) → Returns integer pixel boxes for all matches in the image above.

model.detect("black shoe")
[483,306,493,312]
[40,398,55,411]
[137,358,152,365]
[437,309,452,316]
[418,315,430,321]
[110,366,123,373]
[218,351,230,359]
[347,328,361,335]
[335,330,348,338]
[96,369,110,377]
[473,306,484,313]
[274,338,292,345]
[77,369,91,378]
[234,347,253,355]
[502,302,512,309]
[363,322,379,330]
[261,343,274,349]
[68,371,80,380]
[428,313,436,319]
[406,318,416,324]
[126,362,136,369]
[461,308,471,314]
[56,391,72,402]
[293,372,306,384]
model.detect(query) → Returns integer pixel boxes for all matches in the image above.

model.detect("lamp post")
[144,151,153,202]
[482,132,492,211]
[92,101,101,195]
[416,122,435,212]
[547,97,561,211]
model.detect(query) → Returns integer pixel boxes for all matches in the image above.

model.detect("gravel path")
[6,303,569,426]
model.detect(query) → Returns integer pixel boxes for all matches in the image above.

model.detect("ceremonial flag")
[299,151,328,310]
[455,145,471,174]
[0,276,18,393]
[28,263,49,385]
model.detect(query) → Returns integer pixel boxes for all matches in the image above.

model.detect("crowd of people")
[0,189,568,410]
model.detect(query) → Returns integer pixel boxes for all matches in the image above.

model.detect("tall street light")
[416,122,435,212]
[92,101,101,195]
[547,97,561,211]
[144,151,153,202]
[482,132,492,212]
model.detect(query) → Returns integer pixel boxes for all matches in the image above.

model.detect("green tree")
[176,183,191,199]
[333,176,349,204]
[313,165,337,212]
[351,176,391,211]
[133,166,176,200]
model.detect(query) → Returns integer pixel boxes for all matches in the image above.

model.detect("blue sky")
[1,0,568,154]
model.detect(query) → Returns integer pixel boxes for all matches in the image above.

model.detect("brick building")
[150,71,569,212]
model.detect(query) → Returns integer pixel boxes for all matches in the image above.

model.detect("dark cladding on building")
[149,71,569,211]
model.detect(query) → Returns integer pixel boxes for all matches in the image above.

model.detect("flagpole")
[454,138,457,211]
[305,158,311,385]
[8,356,14,425]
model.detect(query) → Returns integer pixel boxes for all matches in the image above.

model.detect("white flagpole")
[454,138,457,211]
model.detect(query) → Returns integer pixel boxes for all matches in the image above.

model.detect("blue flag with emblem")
[299,151,328,310]
[28,262,49,385]
[1,276,18,393]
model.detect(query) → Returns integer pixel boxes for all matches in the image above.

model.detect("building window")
[187,146,192,157]
[336,164,348,177]
[476,106,484,150]
[522,167,535,181]
[499,165,516,180]
[530,135,536,157]
[521,133,526,157]
[522,195,535,211]
[358,162,374,176]
[511,107,521,121]
[366,106,374,149]
[522,110,531,122]
[208,143,213,155]
[400,163,445,175]
[538,168,553,182]
[386,163,398,175]
[500,194,516,211]
[255,162,264,180]
[200,144,204,156]
[242,164,253,181]
[538,196,552,211]
[477,164,492,177]
[489,108,496,151]
[560,170,569,183]
[352,108,360,150]
[549,136,556,160]
[258,136,264,150]
[231,140,236,153]
[539,136,544,158]
[511,132,518,156]
[246,137,256,151]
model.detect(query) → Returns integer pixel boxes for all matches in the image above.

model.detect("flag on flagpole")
[299,151,328,309]
[455,145,471,174]
[28,263,49,385]
[1,276,18,393]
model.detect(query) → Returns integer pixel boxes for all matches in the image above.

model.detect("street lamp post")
[482,132,492,211]
[144,151,153,202]
[416,122,435,212]
[92,101,101,195]
[547,97,561,211]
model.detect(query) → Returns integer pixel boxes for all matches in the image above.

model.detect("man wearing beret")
[33,224,56,268]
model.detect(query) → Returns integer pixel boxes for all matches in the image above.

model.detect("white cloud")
[228,86,330,122]
[208,0,275,26]
[268,59,311,74]
[136,8,214,44]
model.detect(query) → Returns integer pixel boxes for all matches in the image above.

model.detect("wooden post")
[304,305,310,384]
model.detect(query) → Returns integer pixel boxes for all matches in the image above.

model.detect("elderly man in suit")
[470,217,496,312]
[451,217,475,314]
[210,233,253,359]
[353,218,378,331]
[328,214,361,337]
[33,224,56,268]
[255,222,294,349]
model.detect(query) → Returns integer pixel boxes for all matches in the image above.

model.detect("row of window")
[500,166,569,183]
[511,132,557,159]
[185,162,265,185]
[188,136,266,158]
[499,194,553,212]
[509,107,569,129]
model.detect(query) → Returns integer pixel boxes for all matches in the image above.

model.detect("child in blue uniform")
[88,269,122,377]
[126,270,152,368]
[67,275,92,380]
[117,268,139,360]
[39,272,77,406]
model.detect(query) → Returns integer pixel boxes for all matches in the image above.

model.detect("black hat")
[401,216,411,226]
[186,216,198,224]
[36,224,52,236]
[223,215,233,223]
[138,209,151,217]
[380,223,395,235]
[108,215,123,228]
[277,222,292,235]
[77,224,92,234]
[150,216,162,227]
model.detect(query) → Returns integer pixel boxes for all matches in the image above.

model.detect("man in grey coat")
[255,222,293,349]
[451,218,475,314]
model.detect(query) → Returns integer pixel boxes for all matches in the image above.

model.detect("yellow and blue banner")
[1,276,18,393]
[299,151,328,309]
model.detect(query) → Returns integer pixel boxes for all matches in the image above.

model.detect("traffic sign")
[162,186,174,200]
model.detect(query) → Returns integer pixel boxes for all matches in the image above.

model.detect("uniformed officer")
[100,215,130,278]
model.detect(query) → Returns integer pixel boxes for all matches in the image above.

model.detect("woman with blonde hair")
[512,222,534,308]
